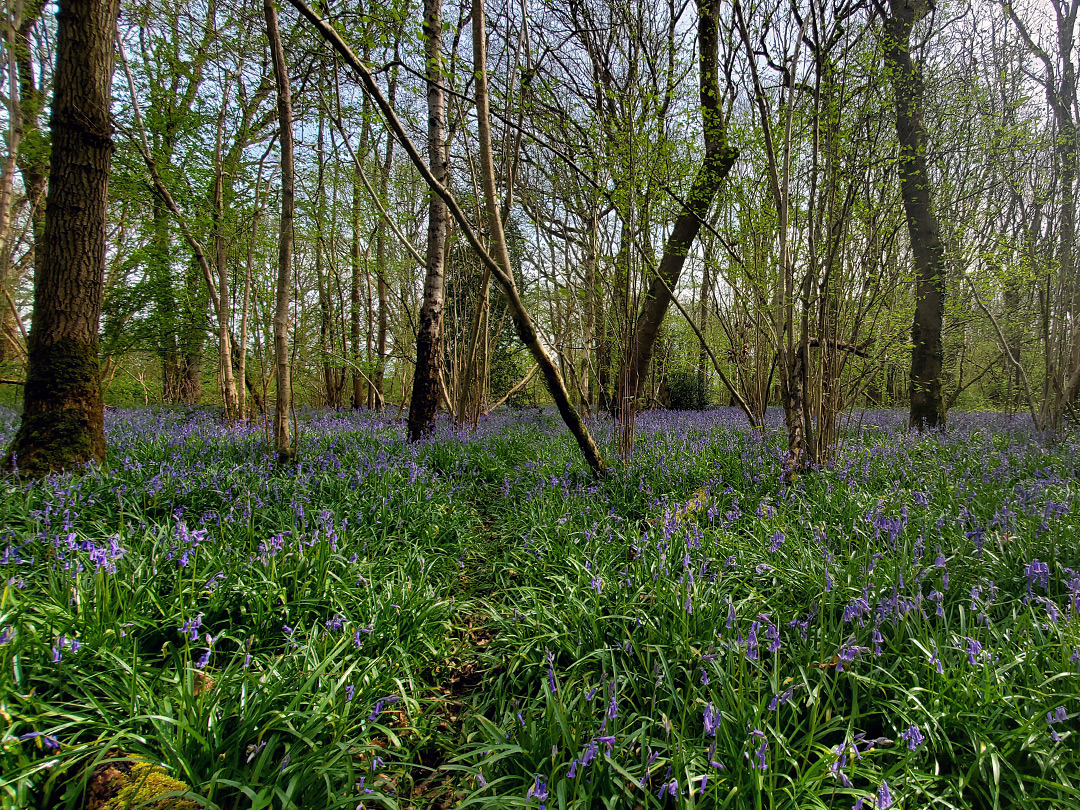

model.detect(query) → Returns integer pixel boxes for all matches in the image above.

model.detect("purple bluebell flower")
[768,530,785,552]
[656,779,679,799]
[1025,559,1050,596]
[963,637,983,666]
[929,643,944,674]
[751,739,768,770]
[900,724,925,750]
[368,694,401,721]
[703,703,721,736]
[836,638,868,672]
[877,780,894,809]
[527,774,549,808]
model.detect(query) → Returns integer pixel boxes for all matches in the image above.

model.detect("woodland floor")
[1,406,1079,809]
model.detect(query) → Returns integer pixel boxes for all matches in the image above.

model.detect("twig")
[484,364,538,415]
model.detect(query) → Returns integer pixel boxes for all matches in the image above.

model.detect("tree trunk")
[471,0,605,473]
[266,0,294,461]
[5,0,119,477]
[883,0,946,429]
[374,89,395,412]
[407,0,449,441]
[1,1,47,366]
[351,171,366,409]
[212,101,239,421]
[628,0,737,401]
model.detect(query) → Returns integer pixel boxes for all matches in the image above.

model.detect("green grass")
[1,407,1078,809]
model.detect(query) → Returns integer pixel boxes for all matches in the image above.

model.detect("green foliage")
[666,367,710,410]
[1,409,1078,810]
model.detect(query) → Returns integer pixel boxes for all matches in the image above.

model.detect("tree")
[406,0,449,441]
[628,0,738,405]
[4,0,121,476]
[879,0,947,429]
[266,0,295,461]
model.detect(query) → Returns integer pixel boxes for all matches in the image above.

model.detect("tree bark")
[212,97,239,421]
[0,1,47,366]
[628,0,737,401]
[883,0,946,429]
[351,171,366,409]
[265,0,295,461]
[5,0,119,477]
[407,0,449,441]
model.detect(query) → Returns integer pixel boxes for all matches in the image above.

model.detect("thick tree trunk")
[265,0,294,461]
[883,0,946,429]
[407,0,448,441]
[5,0,119,477]
[628,0,737,401]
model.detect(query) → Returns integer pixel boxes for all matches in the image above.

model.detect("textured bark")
[883,0,946,429]
[5,0,119,477]
[407,0,448,441]
[628,0,737,400]
[266,0,294,462]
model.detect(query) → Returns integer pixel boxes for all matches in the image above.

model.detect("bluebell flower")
[369,694,401,721]
[878,780,894,809]
[900,724,925,750]
[703,703,721,736]
[527,774,549,809]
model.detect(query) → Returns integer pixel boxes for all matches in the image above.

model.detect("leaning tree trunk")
[5,0,119,477]
[627,0,737,401]
[407,0,449,441]
[265,0,294,461]
[883,0,946,430]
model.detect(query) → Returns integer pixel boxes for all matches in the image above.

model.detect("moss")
[3,335,106,477]
[100,762,201,810]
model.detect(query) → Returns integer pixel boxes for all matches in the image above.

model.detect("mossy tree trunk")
[627,0,737,403]
[882,0,946,429]
[5,0,119,477]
